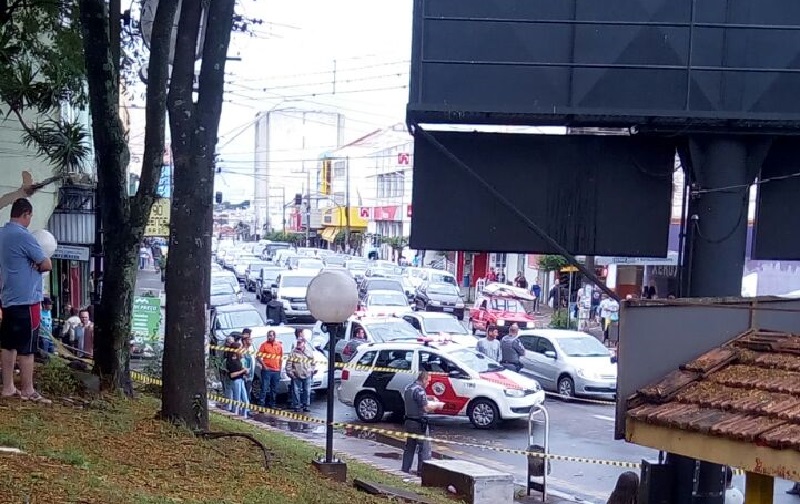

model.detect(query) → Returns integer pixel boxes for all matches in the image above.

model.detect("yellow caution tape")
[128,371,638,469]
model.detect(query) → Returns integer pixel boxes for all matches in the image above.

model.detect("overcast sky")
[214,0,413,203]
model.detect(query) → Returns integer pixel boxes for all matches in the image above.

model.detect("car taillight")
[341,369,350,381]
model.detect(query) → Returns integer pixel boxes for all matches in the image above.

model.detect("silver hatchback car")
[516,329,617,399]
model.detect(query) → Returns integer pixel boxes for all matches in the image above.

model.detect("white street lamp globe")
[307,269,358,323]
[32,229,58,258]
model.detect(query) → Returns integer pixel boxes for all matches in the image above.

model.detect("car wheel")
[558,375,575,398]
[355,392,384,423]
[457,310,465,321]
[468,398,499,429]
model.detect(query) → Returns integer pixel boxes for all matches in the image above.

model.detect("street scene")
[2,1,800,504]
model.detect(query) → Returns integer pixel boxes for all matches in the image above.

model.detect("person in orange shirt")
[257,330,283,408]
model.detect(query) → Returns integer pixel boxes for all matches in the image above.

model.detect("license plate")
[443,307,454,312]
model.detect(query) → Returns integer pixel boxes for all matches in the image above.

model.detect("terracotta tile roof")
[627,330,800,450]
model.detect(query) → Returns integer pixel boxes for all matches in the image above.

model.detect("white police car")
[337,339,545,429]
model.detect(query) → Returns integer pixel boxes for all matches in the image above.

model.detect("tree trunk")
[79,0,132,389]
[161,0,236,429]
[79,0,177,390]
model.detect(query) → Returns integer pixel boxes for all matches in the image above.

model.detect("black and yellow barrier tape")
[128,370,638,469]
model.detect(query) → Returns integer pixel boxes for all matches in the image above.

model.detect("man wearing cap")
[0,198,52,403]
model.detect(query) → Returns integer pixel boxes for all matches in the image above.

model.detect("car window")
[281,276,314,288]
[490,298,524,312]
[427,283,459,296]
[367,293,408,307]
[210,282,233,295]
[357,351,377,367]
[217,310,264,330]
[420,317,464,335]
[368,280,403,291]
[519,336,538,352]
[479,299,488,309]
[260,268,280,281]
[429,273,456,285]
[418,351,459,374]
[402,316,421,330]
[557,336,610,357]
[536,338,556,354]
[375,350,413,370]
[367,321,419,342]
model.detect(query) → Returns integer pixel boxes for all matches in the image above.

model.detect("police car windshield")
[447,348,503,373]
[365,320,419,342]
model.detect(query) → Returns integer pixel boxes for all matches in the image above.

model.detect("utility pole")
[280,186,286,234]
[345,157,351,253]
[305,170,311,247]
[332,59,337,95]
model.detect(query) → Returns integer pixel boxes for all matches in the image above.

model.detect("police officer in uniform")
[500,323,525,372]
[401,371,443,475]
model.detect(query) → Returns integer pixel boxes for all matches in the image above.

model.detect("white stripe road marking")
[593,414,616,422]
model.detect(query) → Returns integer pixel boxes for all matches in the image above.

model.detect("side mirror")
[611,356,618,364]
[544,350,557,360]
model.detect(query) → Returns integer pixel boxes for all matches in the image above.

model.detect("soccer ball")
[32,229,58,258]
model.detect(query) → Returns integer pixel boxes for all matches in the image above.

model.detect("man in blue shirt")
[0,198,52,403]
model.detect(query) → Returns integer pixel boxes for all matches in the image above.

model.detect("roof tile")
[627,330,800,450]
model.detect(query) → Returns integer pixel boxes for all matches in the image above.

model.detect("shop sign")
[144,198,170,237]
[52,245,91,262]
[131,296,162,339]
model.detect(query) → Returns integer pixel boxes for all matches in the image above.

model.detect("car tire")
[557,375,575,398]
[457,310,465,321]
[468,398,499,429]
[355,392,385,423]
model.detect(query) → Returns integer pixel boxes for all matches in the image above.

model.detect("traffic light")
[294,193,302,206]
[215,192,222,204]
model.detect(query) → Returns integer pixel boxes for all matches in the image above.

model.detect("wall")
[0,116,59,231]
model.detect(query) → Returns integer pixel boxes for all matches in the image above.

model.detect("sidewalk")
[213,404,586,503]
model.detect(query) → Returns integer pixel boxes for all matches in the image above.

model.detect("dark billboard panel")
[753,138,800,260]
[410,131,674,256]
[408,0,800,131]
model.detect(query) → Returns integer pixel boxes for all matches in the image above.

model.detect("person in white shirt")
[724,467,744,504]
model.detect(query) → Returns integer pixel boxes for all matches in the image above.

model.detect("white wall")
[0,116,59,231]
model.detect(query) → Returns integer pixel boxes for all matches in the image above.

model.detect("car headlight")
[431,300,440,305]
[455,302,465,308]
[504,389,525,398]
[576,368,598,380]
[497,319,506,327]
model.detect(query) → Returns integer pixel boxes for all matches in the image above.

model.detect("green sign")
[131,296,162,340]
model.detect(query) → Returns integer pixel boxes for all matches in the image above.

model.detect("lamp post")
[306,269,358,481]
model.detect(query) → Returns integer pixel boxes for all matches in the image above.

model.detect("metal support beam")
[673,135,770,504]
[413,125,617,300]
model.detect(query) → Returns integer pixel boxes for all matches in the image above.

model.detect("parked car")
[401,312,476,346]
[248,325,330,402]
[469,283,536,335]
[358,277,405,301]
[245,261,273,291]
[255,266,283,303]
[273,269,317,323]
[360,290,413,315]
[209,303,265,347]
[337,340,545,428]
[414,282,466,320]
[209,280,240,308]
[517,329,617,399]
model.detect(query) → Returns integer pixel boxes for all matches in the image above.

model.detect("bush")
[549,309,577,330]
[37,359,83,397]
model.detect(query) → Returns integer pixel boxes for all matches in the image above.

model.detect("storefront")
[48,245,92,314]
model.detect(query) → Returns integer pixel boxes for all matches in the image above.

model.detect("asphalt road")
[136,270,798,503]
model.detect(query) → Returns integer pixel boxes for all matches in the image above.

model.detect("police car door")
[362,349,414,415]
[418,350,471,416]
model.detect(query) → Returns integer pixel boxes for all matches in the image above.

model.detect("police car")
[337,339,545,429]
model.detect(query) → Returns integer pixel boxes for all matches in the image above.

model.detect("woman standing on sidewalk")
[225,341,249,418]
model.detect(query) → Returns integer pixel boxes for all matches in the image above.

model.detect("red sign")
[397,153,410,165]
[359,207,371,219]
[373,206,399,221]
[406,205,412,218]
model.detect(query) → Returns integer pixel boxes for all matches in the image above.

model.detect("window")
[376,350,413,370]
[402,316,421,331]
[536,338,556,355]
[357,351,377,367]
[418,351,458,374]
[489,253,507,272]
[333,160,346,179]
[519,336,538,352]
[349,323,364,341]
